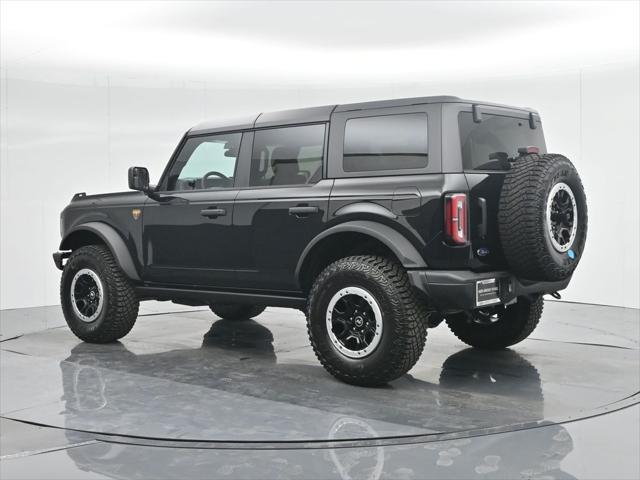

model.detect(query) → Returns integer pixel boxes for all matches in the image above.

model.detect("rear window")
[459,112,546,170]
[343,113,428,172]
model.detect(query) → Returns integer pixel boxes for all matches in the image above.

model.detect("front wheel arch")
[61,222,141,282]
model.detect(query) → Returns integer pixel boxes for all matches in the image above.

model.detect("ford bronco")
[53,96,588,386]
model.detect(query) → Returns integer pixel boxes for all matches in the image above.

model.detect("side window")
[165,132,242,191]
[250,124,325,187]
[343,113,428,172]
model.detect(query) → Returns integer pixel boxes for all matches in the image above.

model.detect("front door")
[233,123,332,291]
[143,131,244,287]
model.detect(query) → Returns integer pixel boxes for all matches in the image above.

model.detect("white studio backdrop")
[1,1,639,310]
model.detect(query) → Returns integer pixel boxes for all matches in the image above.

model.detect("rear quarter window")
[343,113,428,172]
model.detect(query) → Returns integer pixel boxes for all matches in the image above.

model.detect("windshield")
[459,112,546,170]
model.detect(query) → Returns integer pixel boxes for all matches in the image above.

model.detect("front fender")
[59,222,141,282]
[295,220,427,281]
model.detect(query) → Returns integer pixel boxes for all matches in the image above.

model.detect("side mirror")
[128,167,150,192]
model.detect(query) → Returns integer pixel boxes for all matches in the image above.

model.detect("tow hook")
[549,291,562,300]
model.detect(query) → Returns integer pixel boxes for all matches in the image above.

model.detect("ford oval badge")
[477,247,490,257]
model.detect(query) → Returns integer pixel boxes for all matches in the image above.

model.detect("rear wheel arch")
[60,222,141,282]
[296,221,427,293]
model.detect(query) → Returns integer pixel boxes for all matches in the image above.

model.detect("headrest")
[270,146,300,169]
[223,140,239,157]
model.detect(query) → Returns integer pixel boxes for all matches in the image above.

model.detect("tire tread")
[446,296,544,350]
[498,153,587,281]
[61,245,138,343]
[307,255,427,386]
[209,304,266,320]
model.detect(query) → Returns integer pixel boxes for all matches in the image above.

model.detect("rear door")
[233,124,332,291]
[449,104,547,271]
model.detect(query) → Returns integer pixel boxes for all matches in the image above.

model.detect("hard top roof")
[188,95,536,135]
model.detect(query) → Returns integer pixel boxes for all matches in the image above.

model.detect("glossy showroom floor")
[0,301,638,479]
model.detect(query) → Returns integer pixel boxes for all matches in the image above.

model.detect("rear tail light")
[444,193,468,245]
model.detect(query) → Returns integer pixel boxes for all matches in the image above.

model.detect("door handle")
[200,207,226,218]
[289,206,319,218]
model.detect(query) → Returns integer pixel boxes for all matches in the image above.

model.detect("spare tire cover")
[498,153,587,281]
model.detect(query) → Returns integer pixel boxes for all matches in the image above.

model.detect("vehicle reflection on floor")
[59,319,575,479]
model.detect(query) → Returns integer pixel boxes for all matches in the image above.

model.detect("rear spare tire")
[498,153,587,281]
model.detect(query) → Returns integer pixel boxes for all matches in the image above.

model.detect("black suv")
[54,96,588,386]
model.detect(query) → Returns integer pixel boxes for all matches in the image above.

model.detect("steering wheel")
[200,171,229,189]
[203,171,228,180]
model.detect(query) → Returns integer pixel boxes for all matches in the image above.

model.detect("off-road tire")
[446,296,543,350]
[209,304,266,320]
[60,245,139,343]
[499,153,587,281]
[307,255,428,387]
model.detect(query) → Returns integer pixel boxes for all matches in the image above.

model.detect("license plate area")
[476,278,501,306]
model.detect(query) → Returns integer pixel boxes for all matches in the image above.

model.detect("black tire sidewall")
[540,159,588,274]
[499,154,588,281]
[209,304,266,320]
[61,248,112,338]
[447,296,543,349]
[308,267,403,379]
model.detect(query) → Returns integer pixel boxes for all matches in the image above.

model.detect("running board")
[136,286,306,309]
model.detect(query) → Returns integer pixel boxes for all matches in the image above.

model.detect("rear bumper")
[408,269,570,311]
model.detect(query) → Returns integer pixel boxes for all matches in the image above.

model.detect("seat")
[269,146,308,186]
